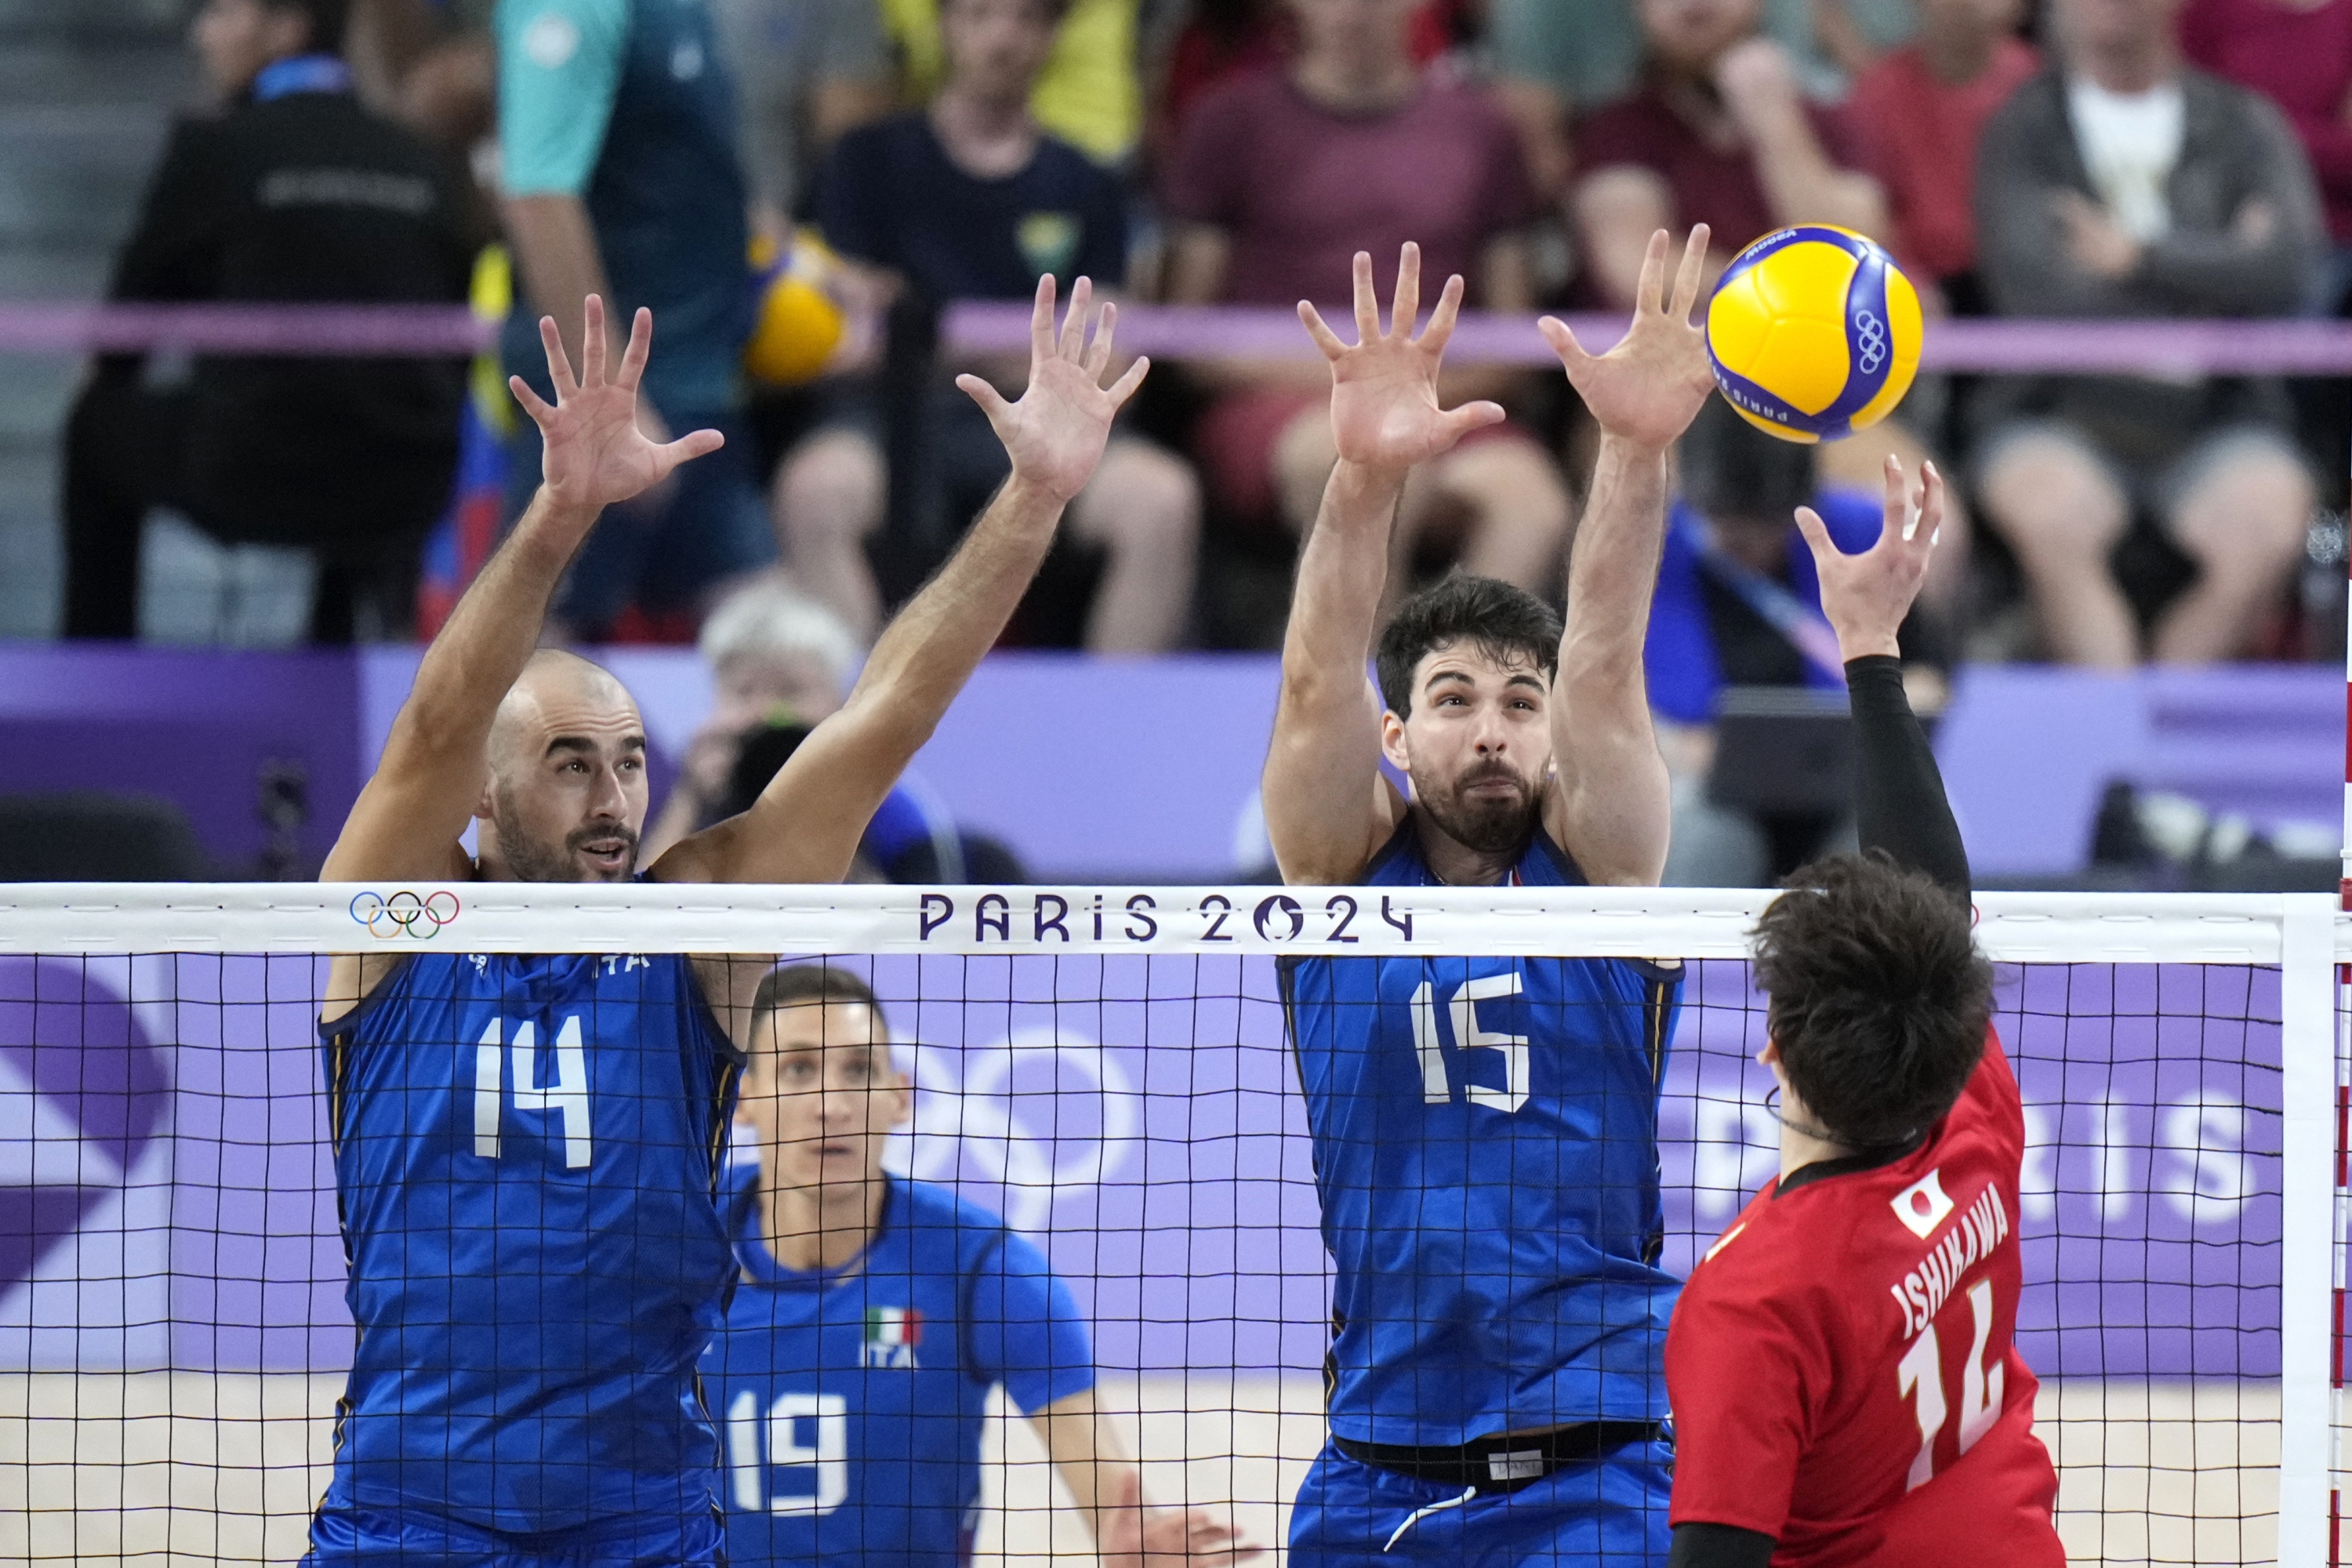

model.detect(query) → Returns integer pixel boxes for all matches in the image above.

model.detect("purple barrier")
[944,302,2352,376]
[6,301,2344,376]
[0,644,365,877]
[0,951,2278,1380]
[0,303,491,357]
[4,644,2339,881]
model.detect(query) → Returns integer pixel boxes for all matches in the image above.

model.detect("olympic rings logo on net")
[349,890,462,938]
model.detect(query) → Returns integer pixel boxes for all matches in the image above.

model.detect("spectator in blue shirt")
[704,964,1261,1568]
[495,0,773,638]
[1646,402,1924,886]
[773,0,1200,652]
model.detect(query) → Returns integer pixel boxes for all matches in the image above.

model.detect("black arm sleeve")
[1846,654,1970,902]
[1668,1522,1777,1568]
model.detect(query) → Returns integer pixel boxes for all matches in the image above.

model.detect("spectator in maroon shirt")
[1571,0,1888,313]
[1161,0,1573,597]
[1847,0,2039,314]
[2180,0,2352,310]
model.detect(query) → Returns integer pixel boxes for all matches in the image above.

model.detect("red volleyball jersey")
[1666,1029,2064,1567]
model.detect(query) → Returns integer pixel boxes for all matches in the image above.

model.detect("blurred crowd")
[56,0,2352,777]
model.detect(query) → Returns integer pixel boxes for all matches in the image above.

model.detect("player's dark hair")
[265,0,351,55]
[1376,574,1563,718]
[1751,852,1992,1151]
[750,964,883,1038]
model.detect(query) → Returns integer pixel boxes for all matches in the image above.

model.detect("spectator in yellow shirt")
[881,0,1139,161]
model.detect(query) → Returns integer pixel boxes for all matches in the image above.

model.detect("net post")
[2285,892,2337,1565]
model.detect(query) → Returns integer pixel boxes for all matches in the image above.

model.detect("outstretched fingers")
[1028,273,1058,363]
[1058,275,1094,361]
[651,426,725,477]
[1352,250,1380,344]
[1633,228,1670,318]
[617,306,653,390]
[537,314,578,399]
[1668,223,1711,322]
[508,375,555,427]
[1537,314,1593,376]
[1914,459,1947,551]
[1439,399,1508,441]
[1791,504,1842,572]
[955,371,1016,432]
[1419,272,1467,359]
[1391,242,1422,343]
[579,294,608,387]
[1104,354,1151,409]
[1083,300,1119,380]
[1298,300,1348,361]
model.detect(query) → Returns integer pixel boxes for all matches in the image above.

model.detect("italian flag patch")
[865,1307,923,1348]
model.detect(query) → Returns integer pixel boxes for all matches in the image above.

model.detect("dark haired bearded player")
[1263,229,1716,1567]
[1663,460,2063,1568]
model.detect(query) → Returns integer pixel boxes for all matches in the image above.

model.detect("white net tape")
[0,886,2340,1566]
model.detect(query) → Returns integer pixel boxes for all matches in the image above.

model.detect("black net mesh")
[0,945,2292,1566]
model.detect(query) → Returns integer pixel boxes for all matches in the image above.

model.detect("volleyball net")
[0,884,2337,1566]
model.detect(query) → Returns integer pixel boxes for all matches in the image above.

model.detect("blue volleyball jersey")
[319,952,742,1532]
[702,1170,1094,1568]
[1279,826,1683,1446]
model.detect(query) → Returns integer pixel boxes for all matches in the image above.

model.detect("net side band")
[0,883,2324,963]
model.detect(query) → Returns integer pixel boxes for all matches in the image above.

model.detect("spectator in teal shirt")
[495,0,773,637]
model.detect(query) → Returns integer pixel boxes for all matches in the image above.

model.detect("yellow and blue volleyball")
[745,230,847,387]
[1704,225,1922,445]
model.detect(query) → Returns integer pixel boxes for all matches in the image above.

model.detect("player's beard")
[1414,757,1541,855]
[492,786,641,884]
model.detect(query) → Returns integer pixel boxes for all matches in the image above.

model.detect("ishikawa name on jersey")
[1279,826,1682,1446]
[703,1168,1094,1568]
[1666,1028,2064,1566]
[320,953,742,1531]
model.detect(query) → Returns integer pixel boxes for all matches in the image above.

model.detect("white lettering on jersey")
[1888,1181,2010,1339]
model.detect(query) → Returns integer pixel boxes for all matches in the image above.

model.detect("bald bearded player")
[306,283,1147,1568]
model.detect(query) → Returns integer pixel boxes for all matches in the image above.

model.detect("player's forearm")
[503,194,622,372]
[1748,116,1886,234]
[1282,460,1400,706]
[1848,655,1969,900]
[839,473,1061,751]
[391,488,590,762]
[1263,461,1399,880]
[1561,434,1668,691]
[1554,434,1671,883]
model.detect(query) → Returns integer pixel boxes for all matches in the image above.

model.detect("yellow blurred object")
[879,0,1139,163]
[745,231,847,387]
[470,245,517,437]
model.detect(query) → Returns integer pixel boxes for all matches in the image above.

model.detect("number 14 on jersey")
[471,1015,592,1168]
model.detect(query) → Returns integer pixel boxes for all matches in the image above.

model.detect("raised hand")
[1096,1468,1262,1568]
[1540,226,1716,452]
[1795,453,1944,662]
[509,296,724,521]
[958,274,1149,504]
[1298,243,1507,477]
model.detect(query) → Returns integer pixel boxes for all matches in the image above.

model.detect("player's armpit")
[1666,1522,1777,1568]
[687,953,781,1044]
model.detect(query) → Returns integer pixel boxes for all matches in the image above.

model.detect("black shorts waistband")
[1333,1421,1664,1494]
